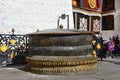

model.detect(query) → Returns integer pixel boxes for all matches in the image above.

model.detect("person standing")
[106,37,115,58]
[98,33,104,61]
[92,33,105,61]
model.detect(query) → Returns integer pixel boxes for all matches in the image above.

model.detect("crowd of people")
[92,34,120,61]
[104,35,120,56]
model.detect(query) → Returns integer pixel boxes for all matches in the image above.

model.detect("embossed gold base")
[26,55,98,75]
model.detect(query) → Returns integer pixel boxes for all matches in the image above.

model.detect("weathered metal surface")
[28,29,93,56]
[26,29,97,74]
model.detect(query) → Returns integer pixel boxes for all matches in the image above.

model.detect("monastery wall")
[0,0,73,34]
[102,0,120,40]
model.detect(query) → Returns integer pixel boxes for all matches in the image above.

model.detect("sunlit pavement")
[0,56,120,80]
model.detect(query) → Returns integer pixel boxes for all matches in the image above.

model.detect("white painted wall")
[0,0,73,34]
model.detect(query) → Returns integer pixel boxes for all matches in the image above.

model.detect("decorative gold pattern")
[92,50,97,58]
[26,56,98,74]
[9,39,17,45]
[88,0,97,9]
[96,43,101,49]
[92,40,96,45]
[9,51,15,59]
[0,44,8,53]
[29,64,97,74]
[0,33,28,64]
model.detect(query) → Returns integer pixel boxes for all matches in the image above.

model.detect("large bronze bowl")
[26,29,97,74]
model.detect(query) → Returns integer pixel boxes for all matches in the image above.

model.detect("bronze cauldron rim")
[28,29,94,35]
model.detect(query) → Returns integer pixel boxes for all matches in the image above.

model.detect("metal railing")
[0,29,28,66]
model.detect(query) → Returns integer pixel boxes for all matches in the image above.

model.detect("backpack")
[107,41,114,51]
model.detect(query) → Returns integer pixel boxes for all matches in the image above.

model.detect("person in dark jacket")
[92,33,104,61]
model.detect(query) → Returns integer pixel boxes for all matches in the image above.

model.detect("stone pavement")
[0,56,120,80]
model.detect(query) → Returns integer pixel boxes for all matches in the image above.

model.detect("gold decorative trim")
[28,64,97,75]
[26,56,98,74]
[26,57,97,67]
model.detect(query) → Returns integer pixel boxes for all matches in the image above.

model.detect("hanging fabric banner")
[82,0,99,10]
